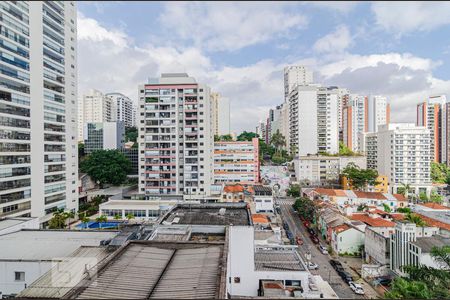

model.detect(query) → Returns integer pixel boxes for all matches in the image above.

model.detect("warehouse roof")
[254,248,306,271]
[66,241,226,299]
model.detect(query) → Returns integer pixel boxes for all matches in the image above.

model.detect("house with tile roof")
[331,223,365,255]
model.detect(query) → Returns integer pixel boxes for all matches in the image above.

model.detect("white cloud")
[372,2,450,35]
[77,13,128,49]
[158,2,308,52]
[305,1,358,13]
[313,25,352,53]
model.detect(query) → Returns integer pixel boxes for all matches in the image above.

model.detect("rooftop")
[417,202,450,210]
[254,248,306,271]
[0,217,36,231]
[415,211,450,231]
[252,214,270,224]
[351,214,396,227]
[412,235,450,253]
[332,224,350,234]
[66,241,226,299]
[253,185,273,195]
[161,203,252,226]
[0,230,118,260]
[223,184,244,193]
[18,246,111,299]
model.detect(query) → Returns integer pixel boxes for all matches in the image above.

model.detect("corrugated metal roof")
[255,250,306,271]
[18,246,110,298]
[71,242,224,299]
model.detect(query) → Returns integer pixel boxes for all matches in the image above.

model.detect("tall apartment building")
[343,95,390,152]
[78,89,113,141]
[283,65,313,101]
[138,73,214,197]
[289,85,338,156]
[106,92,135,128]
[211,92,230,136]
[417,95,448,164]
[365,123,432,195]
[0,1,78,220]
[213,138,259,184]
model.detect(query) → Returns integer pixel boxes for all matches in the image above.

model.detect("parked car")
[307,228,315,235]
[283,222,289,231]
[349,282,365,295]
[318,244,328,255]
[286,230,293,240]
[373,277,392,287]
[329,259,343,269]
[307,262,319,270]
[309,234,319,244]
[339,271,354,284]
[296,236,303,245]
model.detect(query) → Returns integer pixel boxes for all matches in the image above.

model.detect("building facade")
[0,1,78,221]
[106,92,135,128]
[366,123,432,195]
[84,122,125,154]
[283,65,313,101]
[416,95,448,164]
[211,92,230,137]
[289,86,339,156]
[138,73,214,197]
[214,138,259,184]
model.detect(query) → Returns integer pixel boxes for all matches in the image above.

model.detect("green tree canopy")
[339,142,357,156]
[125,126,138,143]
[270,130,286,156]
[287,184,300,197]
[237,131,257,141]
[293,197,316,222]
[215,134,233,141]
[342,163,379,191]
[80,149,131,186]
[405,212,426,227]
[431,162,450,183]
[419,191,429,202]
[430,192,443,204]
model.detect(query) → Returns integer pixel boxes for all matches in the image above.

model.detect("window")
[234,277,240,283]
[15,271,25,281]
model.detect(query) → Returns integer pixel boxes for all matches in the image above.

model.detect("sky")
[77,1,450,132]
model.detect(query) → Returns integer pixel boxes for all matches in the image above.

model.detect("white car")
[318,244,328,255]
[349,282,365,295]
[307,262,319,270]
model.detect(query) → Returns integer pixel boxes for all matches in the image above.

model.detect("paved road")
[277,197,364,299]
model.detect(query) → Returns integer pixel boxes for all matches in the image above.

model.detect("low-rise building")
[331,224,365,255]
[253,185,274,213]
[214,138,259,184]
[365,227,391,266]
[342,174,389,193]
[409,235,450,269]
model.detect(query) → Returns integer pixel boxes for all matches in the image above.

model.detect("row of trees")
[292,197,316,222]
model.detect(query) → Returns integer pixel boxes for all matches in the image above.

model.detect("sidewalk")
[339,257,382,299]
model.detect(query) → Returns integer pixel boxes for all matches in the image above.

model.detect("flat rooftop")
[161,203,252,226]
[254,248,306,272]
[412,235,450,253]
[0,230,118,260]
[66,241,226,299]
[0,217,35,231]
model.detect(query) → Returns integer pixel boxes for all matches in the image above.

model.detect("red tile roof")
[314,188,338,196]
[224,184,244,193]
[351,214,396,227]
[252,214,269,224]
[332,224,350,233]
[389,213,405,221]
[369,208,389,215]
[418,203,449,210]
[353,191,387,200]
[416,213,450,231]
[393,194,407,201]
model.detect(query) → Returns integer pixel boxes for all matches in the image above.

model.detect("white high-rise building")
[106,92,135,128]
[211,92,230,136]
[366,123,432,195]
[269,104,289,149]
[0,1,78,221]
[138,73,214,197]
[343,94,367,152]
[78,89,113,141]
[283,66,313,101]
[289,85,339,156]
[368,95,390,132]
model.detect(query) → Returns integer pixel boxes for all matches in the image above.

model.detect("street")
[277,198,364,299]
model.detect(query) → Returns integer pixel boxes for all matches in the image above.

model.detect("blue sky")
[77,1,450,132]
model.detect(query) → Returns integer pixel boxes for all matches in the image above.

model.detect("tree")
[287,184,300,197]
[342,163,379,191]
[405,212,426,227]
[339,142,357,156]
[237,131,257,141]
[78,142,85,158]
[430,192,443,204]
[78,211,90,229]
[80,149,131,186]
[386,246,450,299]
[293,197,316,222]
[270,130,286,156]
[96,215,107,229]
[357,204,368,212]
[126,213,135,222]
[113,214,121,220]
[125,126,138,143]
[48,208,67,229]
[396,207,411,214]
[216,134,233,141]
[419,191,429,202]
[431,162,449,184]
[64,210,75,229]
[382,203,392,213]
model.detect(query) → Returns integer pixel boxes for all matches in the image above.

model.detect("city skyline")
[77,2,450,132]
